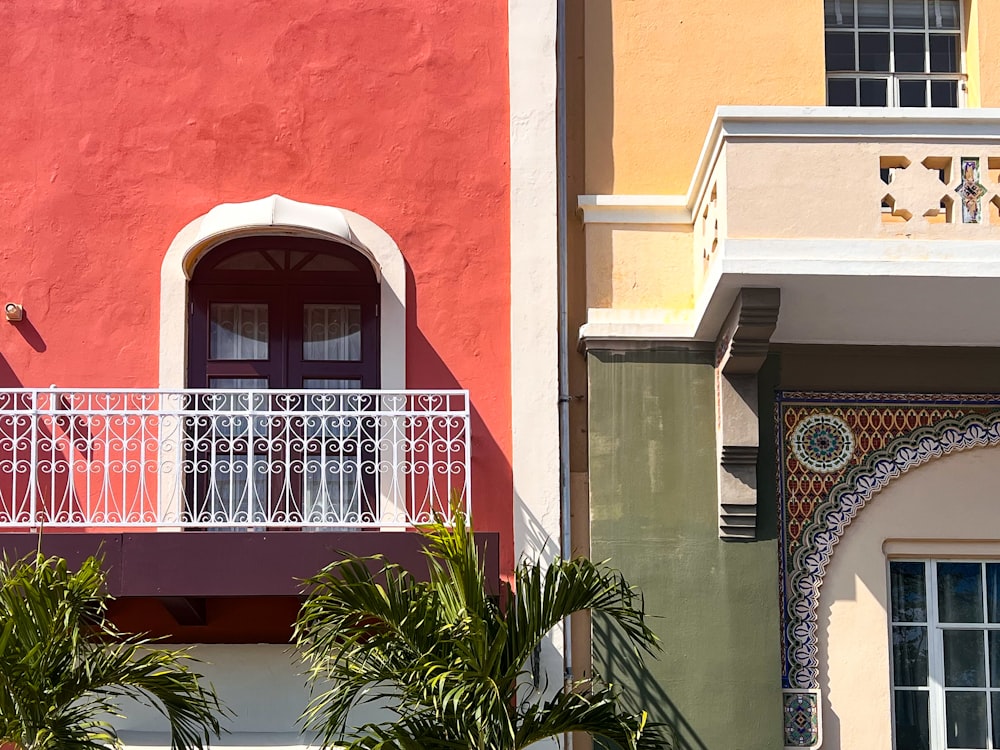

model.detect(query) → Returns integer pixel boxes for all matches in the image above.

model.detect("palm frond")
[507,555,660,677]
[295,518,668,750]
[516,682,669,750]
[0,553,225,750]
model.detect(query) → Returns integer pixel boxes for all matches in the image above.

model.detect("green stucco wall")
[588,349,782,750]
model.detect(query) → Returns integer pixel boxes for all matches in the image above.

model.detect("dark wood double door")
[186,237,379,526]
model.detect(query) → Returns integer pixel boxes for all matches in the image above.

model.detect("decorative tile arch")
[776,392,1000,748]
[159,195,406,390]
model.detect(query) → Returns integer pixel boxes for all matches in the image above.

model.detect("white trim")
[884,539,1000,557]
[577,234,1000,347]
[720,237,1000,275]
[576,194,689,225]
[509,0,563,722]
[158,195,406,390]
[509,0,560,562]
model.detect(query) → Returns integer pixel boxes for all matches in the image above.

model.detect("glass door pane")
[858,0,890,27]
[894,0,926,28]
[939,563,986,623]
[209,303,269,360]
[899,80,929,106]
[895,691,930,750]
[303,304,362,361]
[860,78,890,105]
[201,377,269,526]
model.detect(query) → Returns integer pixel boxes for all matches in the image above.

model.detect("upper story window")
[890,560,1000,750]
[825,0,963,107]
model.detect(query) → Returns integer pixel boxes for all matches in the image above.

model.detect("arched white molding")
[786,412,1000,689]
[159,195,406,389]
[821,447,1000,750]
[780,412,1000,749]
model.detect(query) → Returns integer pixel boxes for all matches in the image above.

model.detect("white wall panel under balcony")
[112,644,389,746]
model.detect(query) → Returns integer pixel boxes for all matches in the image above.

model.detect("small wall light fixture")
[5,303,23,322]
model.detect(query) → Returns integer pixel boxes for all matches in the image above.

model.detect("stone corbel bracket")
[715,288,780,540]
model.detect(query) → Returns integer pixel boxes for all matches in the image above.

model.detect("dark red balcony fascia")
[0,531,501,598]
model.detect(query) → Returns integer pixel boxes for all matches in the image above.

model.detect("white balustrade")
[0,388,470,529]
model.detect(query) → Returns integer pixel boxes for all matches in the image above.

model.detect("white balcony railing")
[0,388,470,529]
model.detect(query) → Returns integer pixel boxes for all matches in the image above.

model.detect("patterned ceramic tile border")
[776,392,1000,692]
[783,689,821,748]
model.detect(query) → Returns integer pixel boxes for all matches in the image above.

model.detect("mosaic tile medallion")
[790,413,854,473]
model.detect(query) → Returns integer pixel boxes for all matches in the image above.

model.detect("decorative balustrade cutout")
[879,154,1000,226]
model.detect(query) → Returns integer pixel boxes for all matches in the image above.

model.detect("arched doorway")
[187,235,380,390]
[185,235,381,526]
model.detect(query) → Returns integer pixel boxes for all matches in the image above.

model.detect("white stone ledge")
[577,194,689,225]
[721,238,1000,276]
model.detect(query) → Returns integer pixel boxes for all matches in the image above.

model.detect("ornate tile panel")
[783,689,821,748]
[777,392,1000,692]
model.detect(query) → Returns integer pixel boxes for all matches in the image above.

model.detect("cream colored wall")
[583,0,826,196]
[108,643,389,745]
[820,445,1000,750]
[723,140,1000,241]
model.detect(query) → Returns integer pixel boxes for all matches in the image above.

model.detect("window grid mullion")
[929,560,946,750]
[925,6,932,75]
[827,0,962,108]
[983,562,995,750]
[853,0,860,77]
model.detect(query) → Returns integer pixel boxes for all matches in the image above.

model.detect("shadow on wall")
[593,613,707,750]
[9,314,46,353]
[404,260,515,575]
[514,494,560,564]
[0,354,23,387]
[586,0,615,195]
[581,0,616,307]
[0,312,44,386]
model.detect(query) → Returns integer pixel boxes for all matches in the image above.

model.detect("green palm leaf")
[295,510,669,750]
[0,554,225,750]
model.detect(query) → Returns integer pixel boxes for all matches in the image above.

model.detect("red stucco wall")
[0,2,513,573]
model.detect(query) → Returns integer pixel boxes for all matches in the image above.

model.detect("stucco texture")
[0,1,514,569]
[583,0,826,195]
[587,351,782,750]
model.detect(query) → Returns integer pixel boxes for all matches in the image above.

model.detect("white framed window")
[889,560,1000,750]
[825,0,964,107]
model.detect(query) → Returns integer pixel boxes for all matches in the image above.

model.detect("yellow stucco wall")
[584,0,827,196]
[965,0,981,106]
[971,0,1000,106]
[585,225,693,310]
[579,0,1000,317]
[583,0,1000,195]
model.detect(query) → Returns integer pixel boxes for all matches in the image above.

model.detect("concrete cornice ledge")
[577,194,690,225]
[578,320,710,353]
